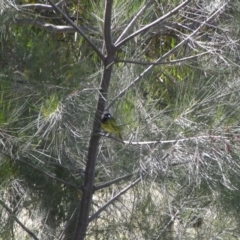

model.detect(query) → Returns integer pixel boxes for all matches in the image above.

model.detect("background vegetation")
[1,0,240,239]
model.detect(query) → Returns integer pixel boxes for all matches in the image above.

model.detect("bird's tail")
[116,132,122,140]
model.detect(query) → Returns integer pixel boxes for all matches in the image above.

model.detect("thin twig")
[58,201,81,240]
[19,1,64,10]
[108,3,227,109]
[88,176,143,222]
[115,0,155,44]
[157,210,180,239]
[123,135,229,145]
[13,18,95,34]
[94,173,133,191]
[0,199,39,240]
[115,0,191,49]
[48,0,105,61]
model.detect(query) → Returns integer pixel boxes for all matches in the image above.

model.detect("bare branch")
[115,0,155,44]
[58,202,81,240]
[115,0,191,49]
[0,199,39,240]
[123,134,229,145]
[100,132,125,144]
[94,173,133,191]
[157,210,180,239]
[19,0,65,10]
[48,0,105,61]
[19,3,56,10]
[104,0,114,54]
[12,18,94,34]
[108,3,227,109]
[89,176,143,222]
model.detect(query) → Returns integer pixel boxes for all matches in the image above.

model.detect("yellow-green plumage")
[101,112,123,140]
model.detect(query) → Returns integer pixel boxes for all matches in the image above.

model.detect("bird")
[101,112,123,141]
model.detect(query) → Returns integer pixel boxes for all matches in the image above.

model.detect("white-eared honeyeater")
[101,112,123,140]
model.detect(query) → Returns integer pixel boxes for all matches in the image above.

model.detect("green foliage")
[41,94,61,118]
[0,158,17,182]
[1,0,240,239]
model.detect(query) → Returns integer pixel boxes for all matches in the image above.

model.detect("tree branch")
[12,18,94,34]
[73,1,116,236]
[48,0,105,61]
[19,2,60,10]
[104,0,114,55]
[94,173,133,191]
[57,202,81,240]
[73,62,114,240]
[19,0,65,10]
[108,3,227,109]
[88,176,143,222]
[115,0,154,45]
[0,199,39,240]
[121,135,229,145]
[115,0,191,49]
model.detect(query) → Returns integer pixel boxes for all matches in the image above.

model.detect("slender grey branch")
[0,199,39,240]
[122,134,229,145]
[115,0,154,44]
[12,18,94,34]
[58,201,81,240]
[115,0,191,49]
[16,0,64,11]
[157,210,180,239]
[95,173,133,191]
[19,3,61,10]
[48,0,105,61]
[100,132,125,143]
[108,3,226,109]
[104,0,114,55]
[89,176,143,222]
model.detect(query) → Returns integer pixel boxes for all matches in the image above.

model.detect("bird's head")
[101,112,112,123]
